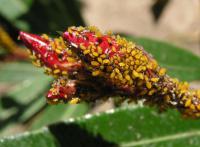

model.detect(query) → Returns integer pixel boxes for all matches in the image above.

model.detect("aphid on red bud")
[19,26,200,118]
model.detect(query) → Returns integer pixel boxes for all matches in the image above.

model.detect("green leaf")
[0,62,52,131]
[0,128,58,147]
[0,62,49,82]
[0,62,89,135]
[126,36,200,81]
[0,62,52,105]
[2,106,200,146]
[30,103,89,130]
[0,0,30,20]
[19,96,45,122]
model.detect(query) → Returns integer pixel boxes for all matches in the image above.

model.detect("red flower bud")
[19,31,82,75]
[20,26,200,118]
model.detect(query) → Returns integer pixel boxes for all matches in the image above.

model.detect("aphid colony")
[19,26,200,118]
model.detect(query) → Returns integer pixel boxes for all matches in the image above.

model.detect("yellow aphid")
[125,75,131,81]
[50,42,56,49]
[67,57,76,62]
[119,62,125,67]
[132,70,139,78]
[196,90,200,97]
[197,104,200,110]
[146,82,152,89]
[112,46,116,52]
[100,65,104,70]
[69,98,80,104]
[62,71,68,75]
[144,75,149,81]
[118,73,123,80]
[172,78,179,84]
[136,66,145,72]
[92,52,99,57]
[131,50,137,56]
[115,68,120,74]
[135,60,140,65]
[41,34,49,40]
[103,59,110,64]
[138,74,144,80]
[124,70,129,75]
[97,57,103,63]
[91,61,100,66]
[80,44,86,50]
[152,60,158,69]
[110,72,115,79]
[55,49,62,54]
[77,26,85,31]
[185,99,191,107]
[44,67,52,72]
[148,89,156,95]
[141,56,147,61]
[130,61,135,65]
[30,54,36,60]
[66,50,72,55]
[135,54,141,59]
[100,54,106,59]
[97,46,102,54]
[146,64,152,69]
[106,30,113,35]
[92,70,101,76]
[60,79,66,85]
[121,47,126,53]
[159,68,166,76]
[190,104,196,110]
[83,49,90,55]
[32,60,41,67]
[127,48,131,53]
[53,69,60,74]
[68,28,73,34]
[151,78,159,82]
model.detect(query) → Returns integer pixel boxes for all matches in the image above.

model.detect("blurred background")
[0,0,199,138]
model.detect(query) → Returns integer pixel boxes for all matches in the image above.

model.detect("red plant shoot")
[19,26,200,118]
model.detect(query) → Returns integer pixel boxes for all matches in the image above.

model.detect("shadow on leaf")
[49,122,117,147]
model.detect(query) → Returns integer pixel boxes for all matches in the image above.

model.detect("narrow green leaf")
[19,97,45,122]
[31,103,89,130]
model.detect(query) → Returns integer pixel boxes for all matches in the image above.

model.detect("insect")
[19,26,200,118]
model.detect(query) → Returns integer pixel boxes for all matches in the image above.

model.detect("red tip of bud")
[19,31,82,73]
[19,31,49,50]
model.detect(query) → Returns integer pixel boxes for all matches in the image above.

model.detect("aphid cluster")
[19,26,200,118]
